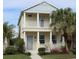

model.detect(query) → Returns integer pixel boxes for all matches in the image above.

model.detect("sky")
[3,0,76,33]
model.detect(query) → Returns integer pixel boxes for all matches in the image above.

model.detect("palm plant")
[3,22,15,45]
[50,8,76,51]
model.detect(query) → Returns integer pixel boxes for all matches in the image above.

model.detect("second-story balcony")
[23,13,51,29]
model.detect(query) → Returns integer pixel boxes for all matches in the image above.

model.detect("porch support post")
[23,12,27,52]
[23,32,27,52]
[37,13,39,27]
[50,31,52,49]
[37,32,40,50]
[49,14,52,24]
[23,12,26,30]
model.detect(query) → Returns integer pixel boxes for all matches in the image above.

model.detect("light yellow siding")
[25,13,50,28]
[26,13,37,28]
[19,15,24,38]
[39,14,50,28]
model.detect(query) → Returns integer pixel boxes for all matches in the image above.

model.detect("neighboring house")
[18,1,65,52]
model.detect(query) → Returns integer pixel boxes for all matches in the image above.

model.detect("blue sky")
[3,0,76,32]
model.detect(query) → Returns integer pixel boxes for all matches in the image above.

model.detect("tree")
[50,8,76,51]
[3,22,15,45]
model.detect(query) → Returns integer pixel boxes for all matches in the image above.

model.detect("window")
[40,17,44,27]
[52,35,57,44]
[28,14,32,17]
[39,33,45,44]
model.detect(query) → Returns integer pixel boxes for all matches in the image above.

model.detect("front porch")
[24,32,51,51]
[23,31,65,52]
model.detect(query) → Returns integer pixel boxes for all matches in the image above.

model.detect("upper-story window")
[40,16,44,27]
[28,14,32,17]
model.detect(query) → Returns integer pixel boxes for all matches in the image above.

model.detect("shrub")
[5,46,17,55]
[15,38,25,53]
[38,47,45,52]
[24,52,31,56]
[38,47,45,55]
[61,46,69,54]
[51,48,62,54]
[72,48,76,54]
[44,52,51,55]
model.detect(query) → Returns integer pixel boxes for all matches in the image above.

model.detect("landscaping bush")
[44,52,51,55]
[61,46,69,54]
[24,52,31,56]
[72,48,76,54]
[51,48,62,54]
[15,38,25,53]
[38,47,45,55]
[4,46,17,55]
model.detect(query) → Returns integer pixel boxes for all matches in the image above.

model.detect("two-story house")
[18,1,65,52]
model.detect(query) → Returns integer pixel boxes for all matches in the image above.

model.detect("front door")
[27,35,33,50]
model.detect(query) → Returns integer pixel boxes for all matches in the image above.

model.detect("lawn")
[3,54,31,59]
[41,53,76,59]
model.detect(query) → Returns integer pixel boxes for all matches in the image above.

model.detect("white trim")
[23,12,26,28]
[37,32,40,49]
[49,14,52,24]
[50,32,52,48]
[24,32,27,52]
[37,13,39,27]
[22,28,52,32]
[25,11,50,14]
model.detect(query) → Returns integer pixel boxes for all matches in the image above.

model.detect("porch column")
[50,31,52,49]
[37,32,40,49]
[23,12,26,29]
[37,13,39,27]
[49,14,52,24]
[23,32,27,52]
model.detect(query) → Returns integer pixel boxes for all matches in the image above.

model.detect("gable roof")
[23,1,58,11]
[18,1,58,25]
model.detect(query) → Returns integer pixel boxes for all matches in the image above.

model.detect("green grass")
[41,53,76,59]
[3,54,31,59]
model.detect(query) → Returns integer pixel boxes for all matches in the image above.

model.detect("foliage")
[61,46,69,54]
[50,8,76,51]
[71,48,76,54]
[38,47,45,55]
[3,54,31,59]
[3,22,15,45]
[51,8,76,35]
[50,46,69,54]
[51,48,62,54]
[4,46,17,55]
[24,52,31,56]
[41,54,76,59]
[15,38,25,53]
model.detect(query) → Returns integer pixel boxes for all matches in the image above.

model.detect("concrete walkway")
[30,51,42,59]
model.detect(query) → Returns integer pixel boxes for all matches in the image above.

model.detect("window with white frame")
[39,16,44,27]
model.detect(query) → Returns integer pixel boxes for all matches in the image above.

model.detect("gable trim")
[18,11,23,25]
[23,1,58,12]
[18,1,58,25]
